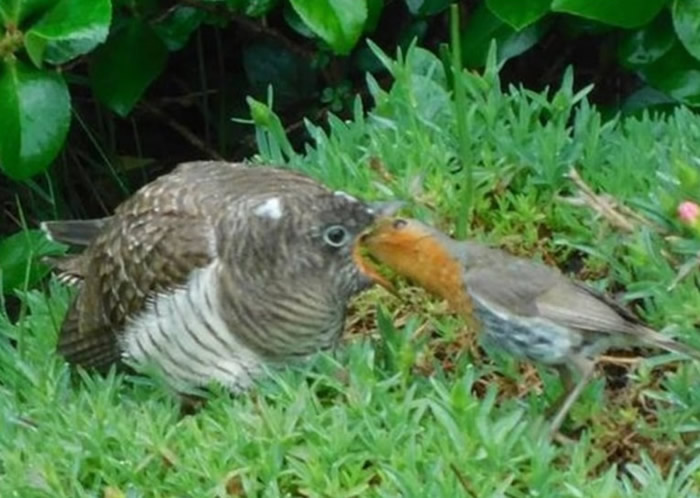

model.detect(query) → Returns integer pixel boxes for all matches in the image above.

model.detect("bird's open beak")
[352,239,396,294]
[352,203,405,295]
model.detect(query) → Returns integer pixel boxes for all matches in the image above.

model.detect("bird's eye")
[323,225,351,247]
[392,218,408,230]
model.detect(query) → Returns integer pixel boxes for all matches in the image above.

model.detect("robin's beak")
[368,200,405,217]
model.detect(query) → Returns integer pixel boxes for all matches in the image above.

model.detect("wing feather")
[464,255,640,334]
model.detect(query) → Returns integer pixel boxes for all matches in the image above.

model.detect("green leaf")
[621,86,676,115]
[365,0,383,33]
[618,10,675,68]
[404,0,450,17]
[0,58,70,180]
[641,41,700,106]
[283,3,316,38]
[673,0,700,61]
[241,0,279,17]
[24,0,112,66]
[153,6,205,51]
[247,96,275,127]
[0,2,9,23]
[0,229,65,294]
[461,3,548,68]
[486,0,549,30]
[0,0,53,25]
[89,20,168,117]
[551,0,667,28]
[289,0,367,55]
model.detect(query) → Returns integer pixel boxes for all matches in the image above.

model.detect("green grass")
[3,43,700,496]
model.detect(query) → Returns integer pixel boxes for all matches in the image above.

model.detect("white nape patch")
[253,197,284,219]
[119,261,264,392]
[334,191,358,203]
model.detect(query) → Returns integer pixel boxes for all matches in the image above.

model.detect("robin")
[42,161,399,393]
[359,217,700,437]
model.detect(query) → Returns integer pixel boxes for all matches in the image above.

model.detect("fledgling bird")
[42,161,398,393]
[359,217,700,437]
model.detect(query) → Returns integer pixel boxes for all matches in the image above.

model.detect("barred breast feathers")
[118,258,343,391]
[215,265,344,359]
[119,260,264,392]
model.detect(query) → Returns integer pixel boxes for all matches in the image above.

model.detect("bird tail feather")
[40,218,110,246]
[640,326,700,362]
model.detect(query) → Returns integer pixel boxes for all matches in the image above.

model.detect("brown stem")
[139,101,226,161]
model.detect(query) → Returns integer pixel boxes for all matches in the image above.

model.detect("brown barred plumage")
[42,161,398,392]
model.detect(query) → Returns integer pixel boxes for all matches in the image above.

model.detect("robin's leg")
[545,365,575,418]
[547,357,596,438]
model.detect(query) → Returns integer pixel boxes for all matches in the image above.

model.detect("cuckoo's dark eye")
[392,218,408,230]
[323,225,351,247]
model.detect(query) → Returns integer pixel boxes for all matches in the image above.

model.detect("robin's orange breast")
[359,222,473,315]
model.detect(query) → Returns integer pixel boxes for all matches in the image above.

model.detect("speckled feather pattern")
[48,161,380,391]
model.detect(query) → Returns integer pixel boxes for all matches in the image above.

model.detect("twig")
[154,90,218,107]
[562,168,637,233]
[603,194,660,229]
[598,355,642,366]
[139,101,226,161]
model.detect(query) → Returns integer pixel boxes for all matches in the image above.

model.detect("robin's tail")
[40,218,110,246]
[638,325,700,362]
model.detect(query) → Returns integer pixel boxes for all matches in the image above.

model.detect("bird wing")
[57,213,215,370]
[464,256,640,334]
[464,258,561,317]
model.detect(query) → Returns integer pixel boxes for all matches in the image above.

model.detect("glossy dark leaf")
[558,15,614,36]
[0,58,70,180]
[405,0,450,17]
[24,0,112,66]
[243,42,317,108]
[621,85,676,114]
[365,0,383,33]
[153,6,205,51]
[289,0,367,55]
[241,0,279,17]
[618,11,674,68]
[641,41,700,106]
[461,3,548,68]
[551,0,667,28]
[0,2,9,23]
[283,3,316,38]
[397,19,429,49]
[486,0,549,30]
[89,20,168,117]
[673,0,700,61]
[0,229,66,294]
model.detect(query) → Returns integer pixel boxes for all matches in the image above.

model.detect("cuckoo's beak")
[352,203,405,295]
[352,241,397,294]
